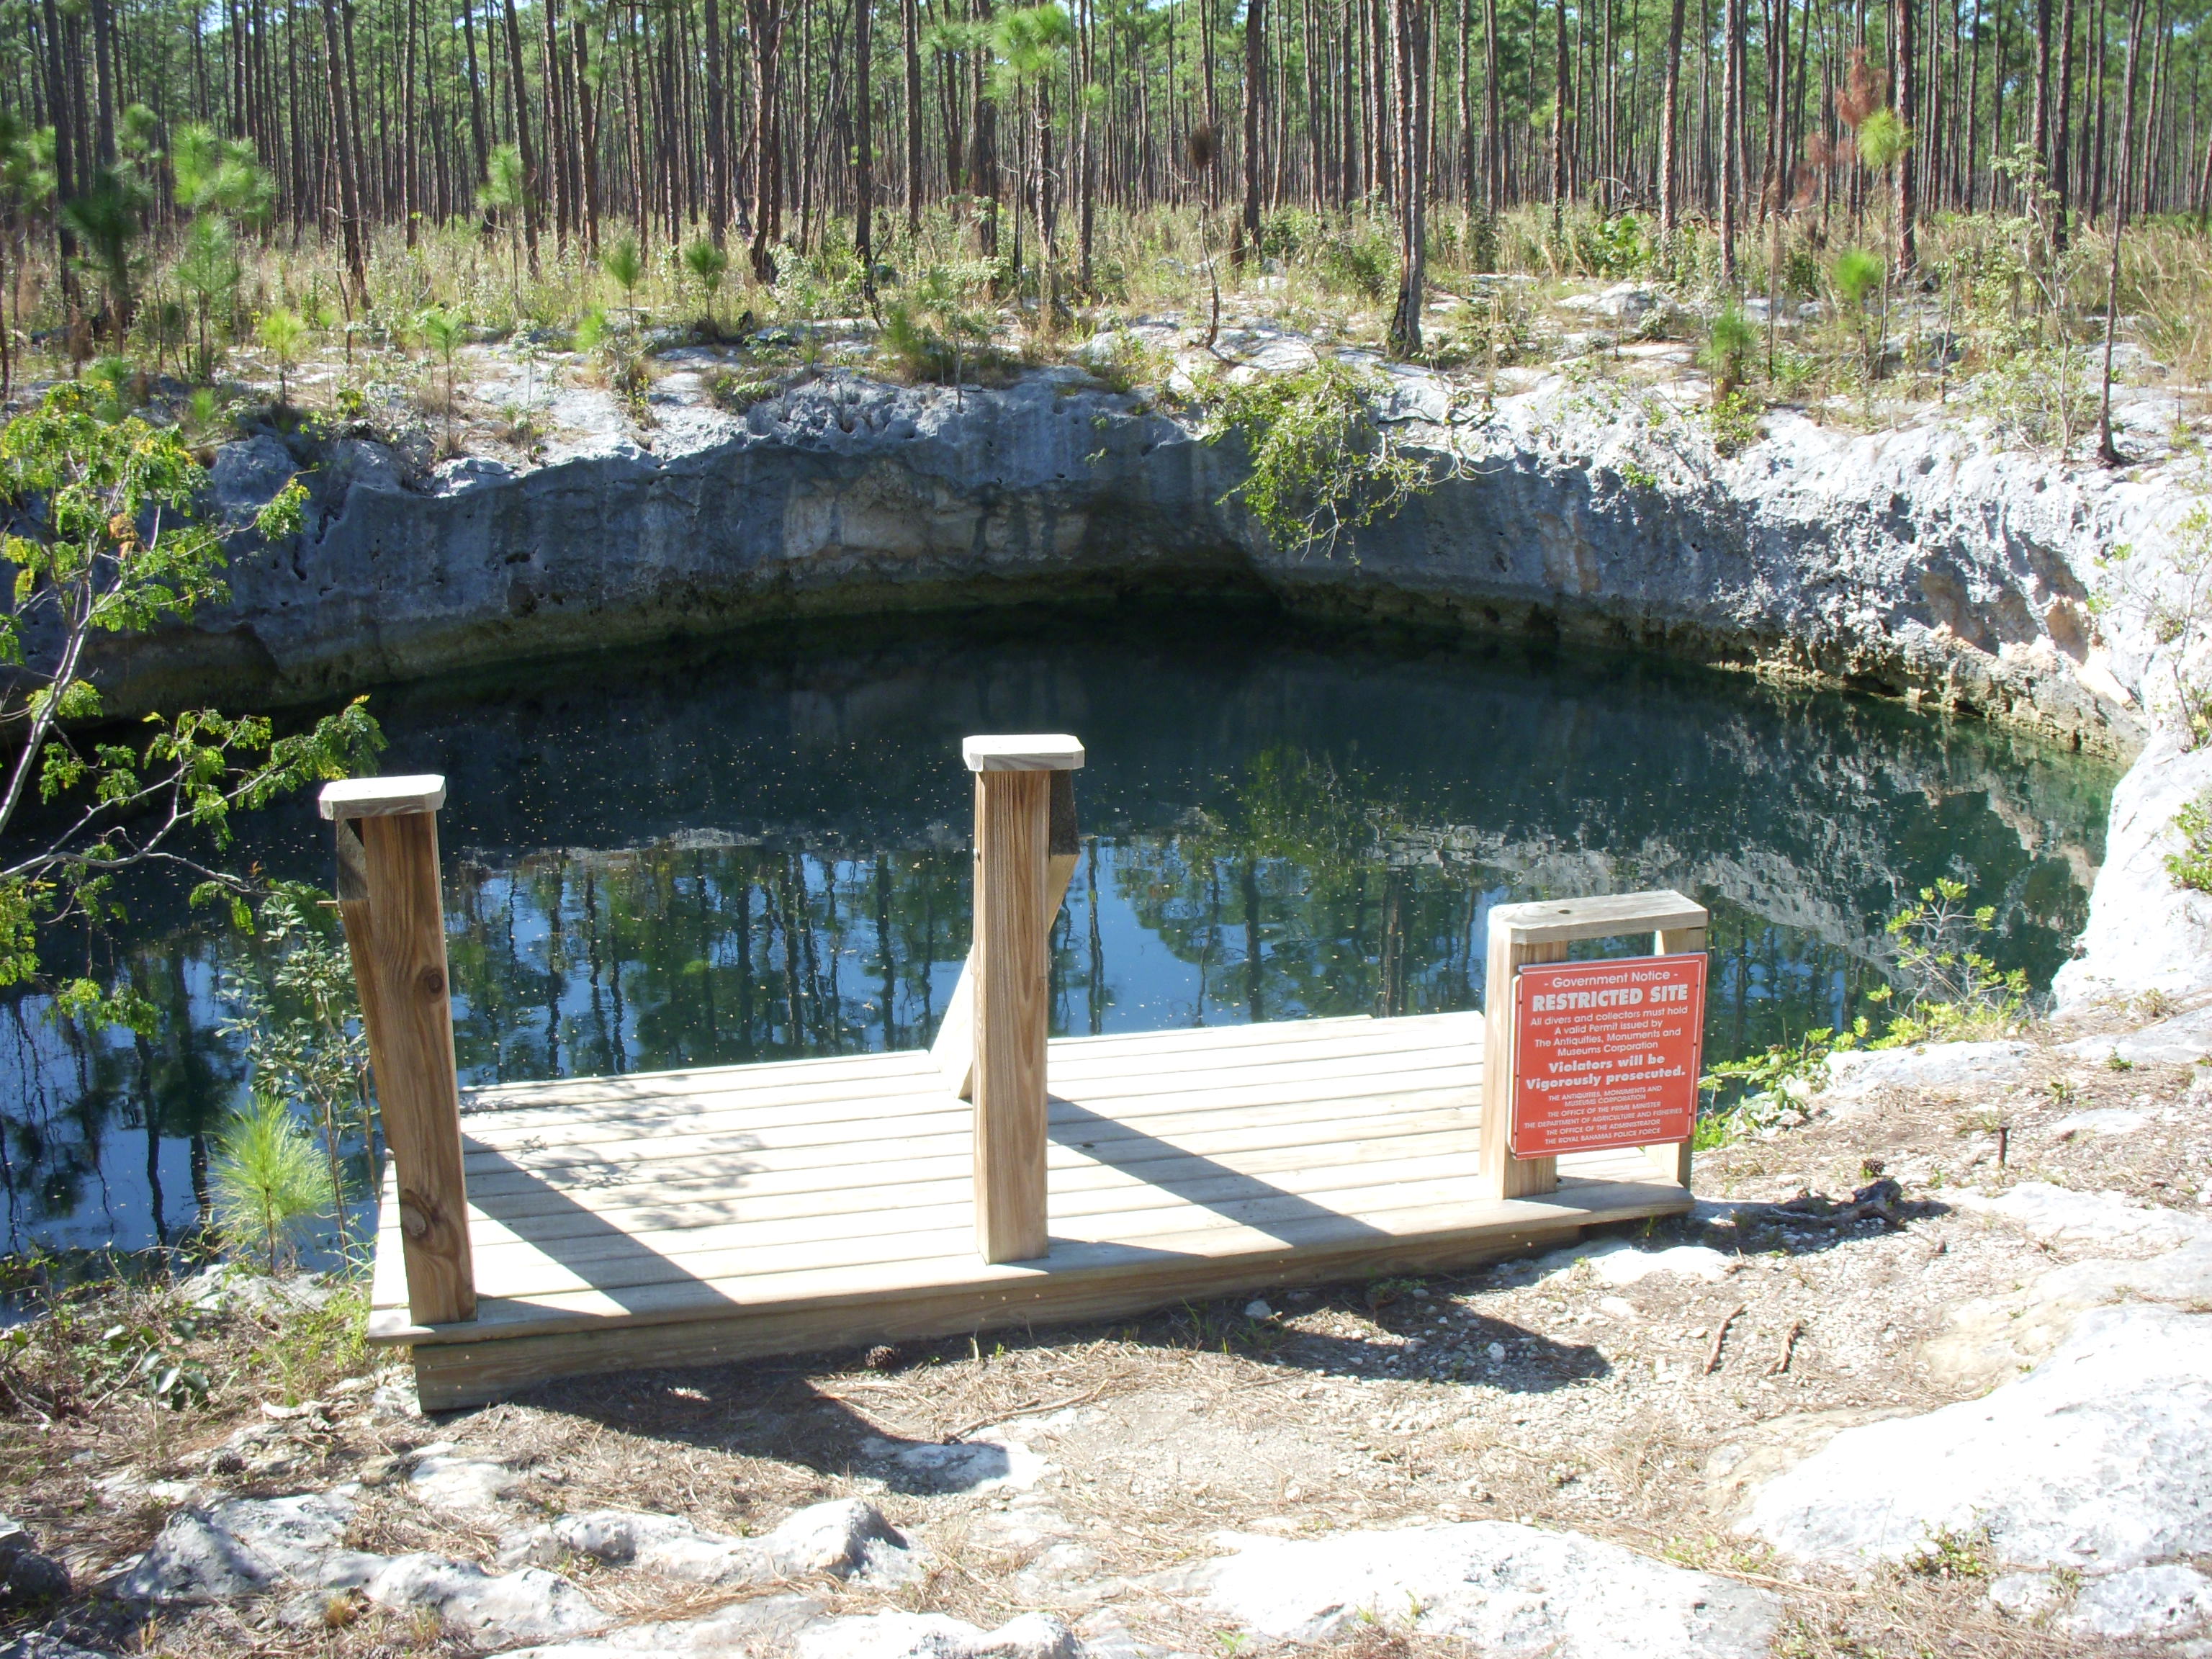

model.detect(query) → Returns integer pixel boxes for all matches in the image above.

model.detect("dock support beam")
[963,734,1086,1264]
[1479,890,1710,1202]
[321,775,477,1326]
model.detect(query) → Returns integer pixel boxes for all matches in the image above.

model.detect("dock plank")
[372,1012,1692,1405]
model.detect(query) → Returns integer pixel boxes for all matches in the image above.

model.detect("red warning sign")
[1511,954,1707,1158]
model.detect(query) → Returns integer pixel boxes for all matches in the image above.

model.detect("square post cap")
[962,734,1085,773]
[319,775,449,819]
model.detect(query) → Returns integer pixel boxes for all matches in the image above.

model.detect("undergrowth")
[1202,360,1434,557]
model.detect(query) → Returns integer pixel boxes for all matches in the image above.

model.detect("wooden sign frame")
[1478,890,1710,1200]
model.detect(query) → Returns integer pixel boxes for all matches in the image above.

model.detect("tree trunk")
[747,0,786,281]
[2098,0,2147,463]
[1896,0,1917,269]
[500,0,539,270]
[903,0,924,230]
[706,0,729,242]
[1718,0,1739,279]
[1388,0,1428,354]
[856,0,874,294]
[1658,0,1686,231]
[318,0,367,302]
[1236,0,1264,261]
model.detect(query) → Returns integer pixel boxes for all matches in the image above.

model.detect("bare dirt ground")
[4,1011,2206,1659]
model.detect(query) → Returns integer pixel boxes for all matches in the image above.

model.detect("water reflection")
[0,601,2120,1256]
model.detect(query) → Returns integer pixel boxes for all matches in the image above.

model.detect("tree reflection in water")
[0,603,2121,1259]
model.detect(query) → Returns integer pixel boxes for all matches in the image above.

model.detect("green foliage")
[2167,791,2212,891]
[876,259,999,384]
[1968,343,2096,451]
[60,163,153,329]
[256,305,308,403]
[1699,302,1757,397]
[1856,108,1912,171]
[1696,1022,1869,1146]
[1905,1526,1990,1582]
[683,237,730,322]
[1205,361,1434,557]
[174,211,244,380]
[1565,212,1650,280]
[220,884,371,1249]
[1701,388,1763,455]
[210,1095,337,1270]
[170,123,274,220]
[603,235,646,308]
[1832,248,1885,309]
[1867,878,2030,1045]
[0,390,383,1008]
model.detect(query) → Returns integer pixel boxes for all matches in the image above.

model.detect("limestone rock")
[796,1611,1079,1659]
[2061,1563,2212,1639]
[858,1431,1043,1493]
[1540,1239,1736,1286]
[117,1489,356,1605]
[514,1498,912,1587]
[407,1451,525,1512]
[1159,1520,1779,1653]
[2062,999,2212,1066]
[0,1635,116,1659]
[362,1553,609,1643]
[1745,1303,2212,1574]
[760,1498,916,1582]
[2056,730,2212,1009]
[0,1519,68,1606]
[1817,1041,2033,1108]
[1921,1237,2212,1388]
[493,1591,831,1656]
[1948,1181,2210,1248]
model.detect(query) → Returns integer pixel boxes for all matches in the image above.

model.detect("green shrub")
[2168,791,2212,891]
[1205,360,1434,556]
[211,1096,336,1271]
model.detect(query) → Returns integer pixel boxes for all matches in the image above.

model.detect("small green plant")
[1833,246,1887,389]
[210,1095,338,1271]
[1617,462,1660,491]
[256,305,308,405]
[475,143,529,306]
[683,238,730,327]
[603,235,646,314]
[1701,389,1763,456]
[1697,1021,1869,1146]
[1205,361,1434,557]
[1699,302,1757,400]
[1867,878,2030,1044]
[413,305,467,449]
[1905,1524,1990,1581]
[2168,791,2212,891]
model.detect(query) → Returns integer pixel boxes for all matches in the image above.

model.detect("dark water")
[0,601,2119,1259]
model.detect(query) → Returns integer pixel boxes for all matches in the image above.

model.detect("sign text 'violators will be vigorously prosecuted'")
[1509,953,1707,1158]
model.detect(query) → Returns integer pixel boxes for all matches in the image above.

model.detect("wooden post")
[1647,921,1709,1185]
[962,734,1085,1264]
[1479,890,1709,1202]
[320,775,477,1326]
[930,769,1082,1100]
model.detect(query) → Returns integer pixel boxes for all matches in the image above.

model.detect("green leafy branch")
[0,386,382,1020]
[1204,361,1437,559]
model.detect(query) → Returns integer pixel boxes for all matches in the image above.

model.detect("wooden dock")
[368,1011,1691,1407]
[328,744,1704,1410]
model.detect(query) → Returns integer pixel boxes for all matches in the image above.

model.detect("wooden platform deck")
[369,1010,1695,1408]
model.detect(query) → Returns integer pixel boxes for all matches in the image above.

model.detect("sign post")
[1478,891,1710,1200]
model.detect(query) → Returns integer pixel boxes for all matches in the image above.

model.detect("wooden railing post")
[962,734,1084,1264]
[320,775,476,1325]
[1479,890,1709,1202]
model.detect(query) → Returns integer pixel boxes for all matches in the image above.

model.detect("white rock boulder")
[1745,1302,2212,1575]
[1159,1521,1778,1654]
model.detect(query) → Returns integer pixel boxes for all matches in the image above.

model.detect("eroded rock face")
[101,368,2154,760]
[1155,1519,1779,1655]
